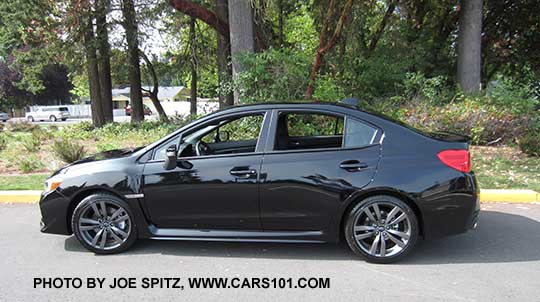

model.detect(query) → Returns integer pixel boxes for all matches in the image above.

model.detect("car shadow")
[64,210,540,264]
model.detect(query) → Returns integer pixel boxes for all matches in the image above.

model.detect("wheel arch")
[65,187,126,234]
[338,188,424,241]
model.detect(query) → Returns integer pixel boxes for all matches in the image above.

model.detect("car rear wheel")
[27,116,34,122]
[49,115,57,122]
[71,193,137,254]
[344,195,418,263]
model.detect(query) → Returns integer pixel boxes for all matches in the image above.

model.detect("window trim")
[264,108,381,154]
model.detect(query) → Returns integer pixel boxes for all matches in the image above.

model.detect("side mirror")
[163,145,178,170]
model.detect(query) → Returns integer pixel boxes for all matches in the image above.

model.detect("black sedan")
[40,101,479,263]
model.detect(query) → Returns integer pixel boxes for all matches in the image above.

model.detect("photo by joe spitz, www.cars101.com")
[39,100,479,263]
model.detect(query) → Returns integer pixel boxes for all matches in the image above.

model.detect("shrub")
[21,136,41,152]
[518,131,540,157]
[6,120,37,132]
[0,134,7,151]
[52,139,86,163]
[18,155,45,173]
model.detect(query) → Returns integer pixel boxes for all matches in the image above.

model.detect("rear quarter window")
[343,118,378,148]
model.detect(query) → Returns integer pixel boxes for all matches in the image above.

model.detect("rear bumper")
[419,172,480,239]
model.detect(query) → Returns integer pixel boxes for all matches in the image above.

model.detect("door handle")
[340,160,368,171]
[230,168,257,178]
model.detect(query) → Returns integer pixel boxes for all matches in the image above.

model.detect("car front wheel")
[344,195,419,263]
[27,116,34,122]
[71,193,137,254]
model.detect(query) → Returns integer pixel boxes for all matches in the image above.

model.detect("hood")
[50,147,144,177]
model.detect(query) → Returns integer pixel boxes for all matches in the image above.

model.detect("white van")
[26,106,71,122]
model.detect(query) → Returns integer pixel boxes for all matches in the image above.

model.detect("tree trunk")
[189,17,198,116]
[367,0,397,53]
[121,0,144,123]
[140,51,169,122]
[215,0,233,108]
[228,0,255,104]
[457,0,483,93]
[82,12,105,127]
[278,0,284,46]
[95,0,113,123]
[305,0,354,99]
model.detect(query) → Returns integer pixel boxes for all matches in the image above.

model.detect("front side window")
[153,113,265,160]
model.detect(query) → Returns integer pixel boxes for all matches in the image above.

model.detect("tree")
[121,0,144,123]
[228,0,255,103]
[305,0,354,99]
[215,0,233,108]
[189,17,198,116]
[95,0,114,123]
[457,0,483,93]
[140,51,169,122]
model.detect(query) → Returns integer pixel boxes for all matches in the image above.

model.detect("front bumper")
[39,190,72,235]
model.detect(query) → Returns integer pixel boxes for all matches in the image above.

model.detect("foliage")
[518,131,540,157]
[6,120,37,132]
[52,139,86,163]
[0,134,7,151]
[234,48,310,103]
[21,136,40,152]
[18,154,45,173]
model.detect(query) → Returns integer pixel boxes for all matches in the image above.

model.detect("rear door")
[259,109,382,231]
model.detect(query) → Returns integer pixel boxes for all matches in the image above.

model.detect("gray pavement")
[1,202,540,301]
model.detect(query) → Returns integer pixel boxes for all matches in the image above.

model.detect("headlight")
[44,177,63,193]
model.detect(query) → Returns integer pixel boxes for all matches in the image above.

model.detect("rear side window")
[344,118,378,148]
[287,113,343,137]
[59,107,69,112]
[274,111,378,151]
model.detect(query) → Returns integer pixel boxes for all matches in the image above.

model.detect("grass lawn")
[472,146,540,191]
[0,174,48,190]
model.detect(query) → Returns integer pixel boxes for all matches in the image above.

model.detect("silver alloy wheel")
[78,201,132,251]
[352,202,412,258]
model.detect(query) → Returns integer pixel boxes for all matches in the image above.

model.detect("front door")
[142,112,268,229]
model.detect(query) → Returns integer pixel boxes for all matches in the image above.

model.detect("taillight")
[437,149,470,173]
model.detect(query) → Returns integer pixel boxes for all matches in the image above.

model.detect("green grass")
[473,146,540,191]
[0,174,48,190]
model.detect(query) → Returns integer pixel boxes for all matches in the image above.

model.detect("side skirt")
[147,225,327,243]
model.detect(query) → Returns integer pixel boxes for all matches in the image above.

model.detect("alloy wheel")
[352,202,412,258]
[77,201,132,251]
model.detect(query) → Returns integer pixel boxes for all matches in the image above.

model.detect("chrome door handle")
[340,161,368,171]
[230,169,257,177]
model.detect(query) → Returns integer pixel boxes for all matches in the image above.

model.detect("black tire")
[27,116,34,122]
[61,118,67,121]
[49,115,57,122]
[71,193,137,254]
[344,195,419,264]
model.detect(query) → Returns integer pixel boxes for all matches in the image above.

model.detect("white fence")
[30,101,219,118]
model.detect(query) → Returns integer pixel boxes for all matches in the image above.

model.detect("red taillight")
[437,149,471,173]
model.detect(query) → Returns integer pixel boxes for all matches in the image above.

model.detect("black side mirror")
[163,144,178,170]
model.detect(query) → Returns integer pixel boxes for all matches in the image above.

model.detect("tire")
[61,118,67,121]
[27,116,34,122]
[344,195,419,264]
[71,193,137,254]
[49,115,57,122]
